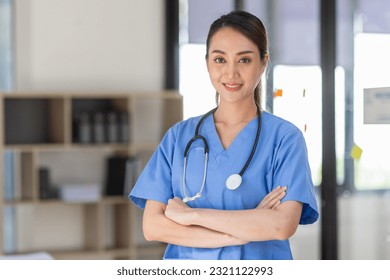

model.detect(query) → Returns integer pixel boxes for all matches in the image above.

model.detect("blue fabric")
[129,111,319,260]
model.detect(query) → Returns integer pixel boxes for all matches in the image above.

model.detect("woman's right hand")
[257,186,287,209]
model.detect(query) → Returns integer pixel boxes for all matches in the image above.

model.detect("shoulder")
[262,111,303,139]
[261,112,309,159]
[167,115,202,136]
[160,115,203,146]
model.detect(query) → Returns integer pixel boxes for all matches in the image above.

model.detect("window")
[179,0,390,191]
[179,44,215,119]
[353,33,390,190]
[273,66,323,186]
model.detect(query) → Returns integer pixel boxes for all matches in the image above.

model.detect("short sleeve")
[128,124,178,209]
[273,127,319,224]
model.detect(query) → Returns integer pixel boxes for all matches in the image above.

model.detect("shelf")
[3,248,134,260]
[4,196,130,206]
[136,243,167,259]
[4,143,131,152]
[4,199,38,206]
[101,196,130,204]
[71,97,130,144]
[4,97,66,145]
[51,248,135,260]
[0,91,183,259]
[132,142,159,151]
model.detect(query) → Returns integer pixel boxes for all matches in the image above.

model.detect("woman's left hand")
[165,197,194,226]
[257,186,287,209]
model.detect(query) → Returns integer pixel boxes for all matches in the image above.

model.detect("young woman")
[129,10,319,259]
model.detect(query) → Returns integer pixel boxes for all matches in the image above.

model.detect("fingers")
[165,197,193,226]
[257,186,287,209]
[167,197,190,208]
[259,186,283,206]
[271,199,282,209]
[268,186,287,201]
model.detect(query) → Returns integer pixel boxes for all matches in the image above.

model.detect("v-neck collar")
[201,113,259,161]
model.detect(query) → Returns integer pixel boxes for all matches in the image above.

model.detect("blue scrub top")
[129,111,319,260]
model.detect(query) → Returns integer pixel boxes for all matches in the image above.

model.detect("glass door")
[179,0,390,259]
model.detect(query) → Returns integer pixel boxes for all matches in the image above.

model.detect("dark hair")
[205,10,268,107]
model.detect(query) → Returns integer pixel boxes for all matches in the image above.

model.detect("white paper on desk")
[58,183,101,202]
[364,87,390,124]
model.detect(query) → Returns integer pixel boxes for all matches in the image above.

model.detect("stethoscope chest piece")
[226,173,242,190]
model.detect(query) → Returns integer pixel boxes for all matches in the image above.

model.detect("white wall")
[15,0,165,92]
[338,193,390,259]
[12,0,166,254]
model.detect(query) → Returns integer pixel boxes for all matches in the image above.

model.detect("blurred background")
[1,0,389,260]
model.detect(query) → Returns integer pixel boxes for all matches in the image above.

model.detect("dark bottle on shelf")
[119,112,130,143]
[78,113,91,144]
[107,112,118,143]
[93,112,105,143]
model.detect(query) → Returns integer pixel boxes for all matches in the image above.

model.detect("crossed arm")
[142,186,302,248]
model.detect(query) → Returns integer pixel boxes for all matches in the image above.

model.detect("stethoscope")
[182,105,262,203]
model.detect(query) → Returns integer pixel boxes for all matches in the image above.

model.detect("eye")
[239,57,251,63]
[213,57,225,63]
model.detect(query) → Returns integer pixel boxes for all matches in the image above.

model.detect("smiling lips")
[223,83,243,92]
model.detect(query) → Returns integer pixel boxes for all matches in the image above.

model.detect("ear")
[262,53,269,67]
[259,54,269,75]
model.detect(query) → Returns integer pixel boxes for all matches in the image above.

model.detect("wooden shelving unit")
[0,91,182,259]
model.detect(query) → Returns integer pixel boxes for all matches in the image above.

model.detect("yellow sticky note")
[273,89,283,98]
[350,144,363,160]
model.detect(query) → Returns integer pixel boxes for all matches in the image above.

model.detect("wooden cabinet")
[0,91,182,259]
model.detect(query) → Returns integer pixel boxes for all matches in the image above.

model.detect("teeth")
[225,84,240,88]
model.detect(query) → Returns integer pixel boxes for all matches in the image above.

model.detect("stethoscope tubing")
[182,105,262,202]
[238,105,262,176]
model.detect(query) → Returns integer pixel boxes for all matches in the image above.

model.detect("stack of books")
[105,155,142,197]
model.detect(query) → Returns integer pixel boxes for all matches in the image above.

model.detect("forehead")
[208,27,258,54]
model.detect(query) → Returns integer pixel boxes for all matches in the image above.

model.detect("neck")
[214,101,258,125]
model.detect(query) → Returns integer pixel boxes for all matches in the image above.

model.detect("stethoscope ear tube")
[183,135,209,157]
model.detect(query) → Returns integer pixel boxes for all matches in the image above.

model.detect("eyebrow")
[211,49,255,55]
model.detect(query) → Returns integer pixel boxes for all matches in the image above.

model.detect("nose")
[224,62,239,79]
